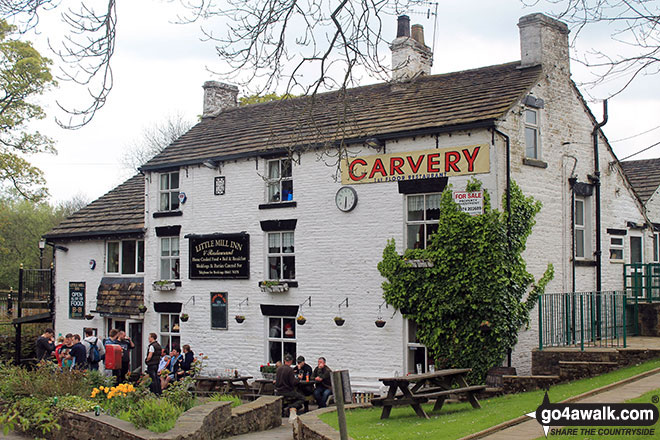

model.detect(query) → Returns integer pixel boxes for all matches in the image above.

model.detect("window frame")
[266,316,297,364]
[159,313,181,352]
[159,171,180,212]
[266,231,296,281]
[405,319,429,374]
[106,239,144,275]
[265,158,293,203]
[405,193,441,250]
[574,197,590,260]
[653,233,659,263]
[609,236,624,262]
[159,236,180,280]
[524,108,541,159]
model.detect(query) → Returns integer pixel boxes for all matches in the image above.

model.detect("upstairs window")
[267,231,295,280]
[160,237,180,280]
[654,233,659,262]
[406,194,441,249]
[524,109,540,159]
[575,197,590,259]
[266,158,293,203]
[159,171,180,211]
[107,240,144,274]
[610,237,624,262]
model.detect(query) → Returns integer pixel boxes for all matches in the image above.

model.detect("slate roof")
[141,62,543,170]
[96,277,144,317]
[620,158,660,203]
[44,174,145,240]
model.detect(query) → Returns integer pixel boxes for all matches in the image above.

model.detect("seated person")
[312,357,333,408]
[293,355,313,382]
[158,354,171,375]
[160,347,183,390]
[178,344,195,379]
[275,354,305,419]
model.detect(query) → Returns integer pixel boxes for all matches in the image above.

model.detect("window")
[574,197,589,259]
[654,233,659,262]
[524,109,540,159]
[267,317,296,363]
[159,171,180,211]
[160,237,180,280]
[159,313,180,352]
[610,237,624,262]
[406,194,440,249]
[406,320,429,374]
[267,231,295,280]
[266,158,293,203]
[106,240,144,274]
[630,236,643,264]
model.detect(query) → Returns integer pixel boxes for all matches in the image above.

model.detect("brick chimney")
[202,81,239,118]
[518,13,570,76]
[390,15,433,81]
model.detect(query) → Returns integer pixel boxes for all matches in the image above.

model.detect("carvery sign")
[340,144,489,184]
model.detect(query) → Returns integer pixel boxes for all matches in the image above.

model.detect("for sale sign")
[453,191,483,216]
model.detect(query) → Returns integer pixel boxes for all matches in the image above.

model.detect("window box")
[153,280,177,291]
[259,281,289,293]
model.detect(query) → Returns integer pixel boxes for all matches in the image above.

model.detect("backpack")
[87,337,101,364]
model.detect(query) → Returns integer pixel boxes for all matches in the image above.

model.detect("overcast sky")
[19,0,660,203]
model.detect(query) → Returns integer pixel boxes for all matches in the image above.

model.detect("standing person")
[312,357,333,408]
[117,330,134,381]
[104,329,121,382]
[53,336,65,367]
[59,334,74,370]
[82,328,105,371]
[35,328,55,361]
[66,334,87,370]
[275,354,304,421]
[145,333,162,395]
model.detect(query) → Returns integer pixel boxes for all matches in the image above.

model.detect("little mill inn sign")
[188,233,250,279]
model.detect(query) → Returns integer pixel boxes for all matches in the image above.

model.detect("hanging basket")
[334,317,345,326]
[180,314,189,322]
[137,305,147,313]
[235,315,245,323]
[84,314,94,320]
[375,319,386,328]
[296,316,307,325]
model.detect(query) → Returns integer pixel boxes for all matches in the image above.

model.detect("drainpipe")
[592,100,608,293]
[592,100,608,340]
[493,129,511,248]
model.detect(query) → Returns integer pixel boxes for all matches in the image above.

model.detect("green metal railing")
[624,263,660,301]
[538,291,628,351]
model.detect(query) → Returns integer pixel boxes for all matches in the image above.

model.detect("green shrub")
[208,393,242,408]
[127,397,183,433]
[162,377,196,411]
[0,397,60,436]
[56,395,97,413]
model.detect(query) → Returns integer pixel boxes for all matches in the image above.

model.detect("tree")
[526,0,660,97]
[121,113,193,171]
[0,18,55,201]
[378,180,553,382]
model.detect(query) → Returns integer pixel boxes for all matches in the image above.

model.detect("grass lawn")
[533,387,660,440]
[318,358,660,440]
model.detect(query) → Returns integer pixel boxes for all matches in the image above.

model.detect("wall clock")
[335,187,358,212]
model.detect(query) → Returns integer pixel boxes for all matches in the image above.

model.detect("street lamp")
[38,240,46,269]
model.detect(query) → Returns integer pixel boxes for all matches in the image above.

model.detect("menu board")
[189,233,250,279]
[69,282,85,319]
[211,292,228,329]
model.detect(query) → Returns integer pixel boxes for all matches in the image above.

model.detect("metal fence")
[624,263,660,301]
[538,291,629,351]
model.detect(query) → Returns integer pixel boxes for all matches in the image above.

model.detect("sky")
[16,0,660,204]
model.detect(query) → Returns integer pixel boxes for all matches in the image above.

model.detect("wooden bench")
[415,385,486,411]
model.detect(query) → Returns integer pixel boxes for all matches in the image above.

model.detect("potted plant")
[480,320,491,333]
[375,319,386,328]
[235,314,245,323]
[296,315,306,325]
[180,313,189,322]
[84,314,94,320]
[152,280,177,291]
[334,316,345,326]
[259,280,289,293]
[137,304,147,313]
[260,363,277,380]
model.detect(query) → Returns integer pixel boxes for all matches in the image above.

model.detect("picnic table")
[194,375,253,395]
[253,378,275,395]
[372,369,485,419]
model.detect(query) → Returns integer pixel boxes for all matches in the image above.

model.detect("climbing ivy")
[378,179,553,382]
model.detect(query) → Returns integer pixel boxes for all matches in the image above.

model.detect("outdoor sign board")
[69,282,85,319]
[453,191,484,216]
[340,144,489,184]
[210,292,228,329]
[189,233,250,279]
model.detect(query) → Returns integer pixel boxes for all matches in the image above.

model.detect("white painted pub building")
[45,13,656,390]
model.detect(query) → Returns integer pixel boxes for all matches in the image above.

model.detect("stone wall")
[532,348,660,376]
[638,304,660,336]
[50,396,281,440]
[294,404,370,440]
